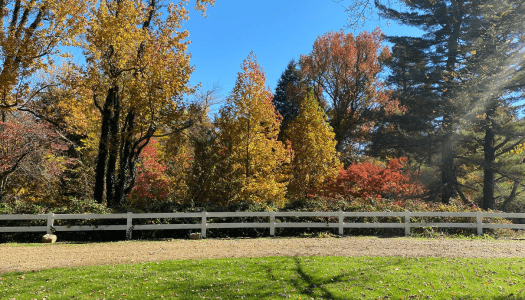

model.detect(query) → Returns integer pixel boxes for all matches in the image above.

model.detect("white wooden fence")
[1,211,524,239]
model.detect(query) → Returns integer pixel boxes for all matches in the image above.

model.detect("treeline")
[1,0,525,214]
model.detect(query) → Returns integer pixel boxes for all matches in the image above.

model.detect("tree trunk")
[114,111,135,206]
[501,181,519,212]
[105,86,120,208]
[441,139,456,204]
[482,106,496,210]
[93,86,119,204]
[440,3,461,204]
[0,176,6,202]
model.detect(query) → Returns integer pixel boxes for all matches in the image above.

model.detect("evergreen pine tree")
[272,59,304,141]
[376,0,525,205]
[369,37,439,162]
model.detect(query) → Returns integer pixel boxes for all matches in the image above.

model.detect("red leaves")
[0,115,66,176]
[0,113,73,202]
[129,139,170,202]
[324,157,424,201]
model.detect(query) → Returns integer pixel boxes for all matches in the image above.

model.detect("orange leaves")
[300,28,394,153]
[324,157,425,201]
[83,0,195,123]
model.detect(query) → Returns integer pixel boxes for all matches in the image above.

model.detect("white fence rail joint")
[1,211,524,239]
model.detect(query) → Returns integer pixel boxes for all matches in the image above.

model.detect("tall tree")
[458,0,525,209]
[299,29,397,160]
[216,53,292,207]
[458,105,525,210]
[272,59,303,141]
[368,37,439,162]
[0,0,87,116]
[83,0,214,207]
[285,91,341,199]
[374,0,525,204]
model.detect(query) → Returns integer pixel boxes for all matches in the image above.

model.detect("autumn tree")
[0,0,87,116]
[299,29,397,160]
[0,112,69,202]
[81,0,214,207]
[127,138,171,207]
[285,91,340,199]
[216,53,292,207]
[181,85,226,204]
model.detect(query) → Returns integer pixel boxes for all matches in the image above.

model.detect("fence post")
[201,211,207,238]
[126,212,133,240]
[476,211,483,236]
[269,211,276,236]
[338,210,344,236]
[47,213,55,234]
[404,211,410,236]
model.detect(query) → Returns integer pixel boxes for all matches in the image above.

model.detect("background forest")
[1,0,525,219]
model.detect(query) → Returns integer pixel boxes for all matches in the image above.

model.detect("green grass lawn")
[1,256,524,300]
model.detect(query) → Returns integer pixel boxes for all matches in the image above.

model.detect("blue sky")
[182,0,423,113]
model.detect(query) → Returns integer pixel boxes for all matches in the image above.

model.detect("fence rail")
[1,211,524,239]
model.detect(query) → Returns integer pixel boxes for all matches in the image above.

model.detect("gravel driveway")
[1,237,524,274]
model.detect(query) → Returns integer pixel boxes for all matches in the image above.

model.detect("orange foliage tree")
[324,157,425,201]
[216,53,292,207]
[300,28,400,158]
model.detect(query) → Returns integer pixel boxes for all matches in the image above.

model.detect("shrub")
[321,157,425,201]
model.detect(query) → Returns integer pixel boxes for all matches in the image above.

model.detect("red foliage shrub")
[322,157,425,201]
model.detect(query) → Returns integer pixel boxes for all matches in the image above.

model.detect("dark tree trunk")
[501,181,519,212]
[482,107,496,210]
[441,138,456,204]
[93,86,119,204]
[440,4,461,204]
[114,111,135,206]
[105,86,120,208]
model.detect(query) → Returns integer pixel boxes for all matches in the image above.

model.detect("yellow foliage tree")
[0,0,88,115]
[81,0,214,207]
[216,53,292,207]
[286,91,341,199]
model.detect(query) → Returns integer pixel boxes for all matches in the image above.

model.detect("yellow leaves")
[286,91,341,199]
[510,143,525,155]
[476,113,486,120]
[217,53,291,206]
